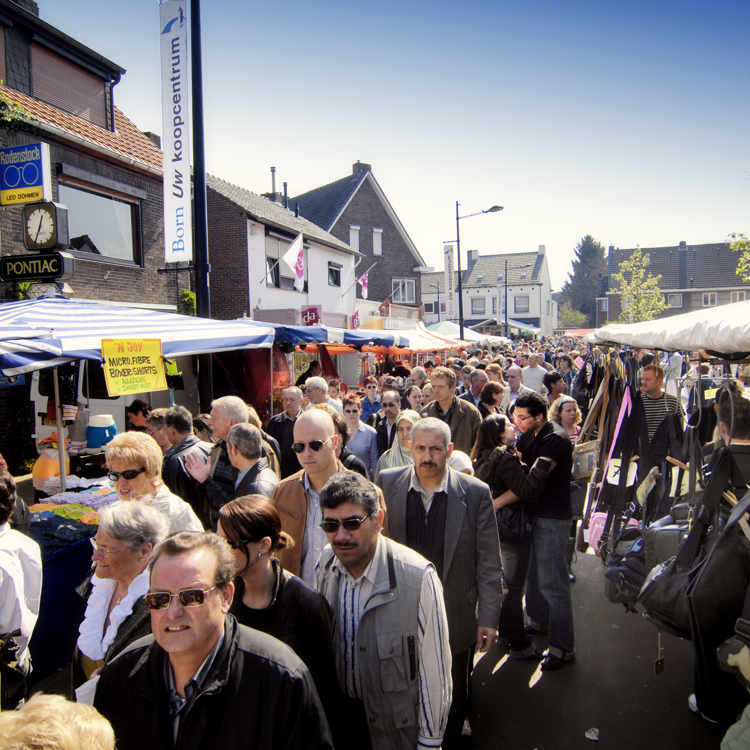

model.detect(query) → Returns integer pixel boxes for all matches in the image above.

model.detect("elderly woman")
[478,381,505,418]
[374,409,421,480]
[104,432,203,534]
[550,395,582,442]
[218,496,343,745]
[73,500,167,687]
[341,394,378,477]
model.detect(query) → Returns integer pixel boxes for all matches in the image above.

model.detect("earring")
[258,552,264,559]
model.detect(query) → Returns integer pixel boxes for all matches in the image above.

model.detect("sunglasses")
[144,586,219,611]
[291,436,334,454]
[343,409,360,414]
[108,467,147,481]
[382,402,398,408]
[224,537,262,550]
[365,385,378,389]
[319,513,373,533]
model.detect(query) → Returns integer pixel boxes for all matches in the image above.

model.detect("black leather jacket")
[94,615,333,750]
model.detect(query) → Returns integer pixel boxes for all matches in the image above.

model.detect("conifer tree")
[560,235,607,325]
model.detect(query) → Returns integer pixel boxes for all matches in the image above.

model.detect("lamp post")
[430,283,441,323]
[502,260,532,338]
[455,202,503,340]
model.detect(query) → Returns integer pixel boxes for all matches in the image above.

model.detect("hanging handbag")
[638,447,735,640]
[496,502,526,547]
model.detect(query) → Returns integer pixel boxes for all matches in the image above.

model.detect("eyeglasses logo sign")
[0,143,52,206]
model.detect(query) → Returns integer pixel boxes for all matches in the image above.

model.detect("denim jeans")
[526,516,575,658]
[499,535,533,651]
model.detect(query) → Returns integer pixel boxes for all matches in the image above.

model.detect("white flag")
[281,233,305,291]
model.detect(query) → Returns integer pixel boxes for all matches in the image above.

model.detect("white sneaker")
[688,694,718,724]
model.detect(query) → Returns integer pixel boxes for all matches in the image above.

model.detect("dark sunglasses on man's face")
[108,467,147,481]
[319,513,373,533]
[144,586,218,610]
[291,436,334,454]
[382,402,398,408]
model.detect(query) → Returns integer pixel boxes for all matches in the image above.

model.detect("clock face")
[26,208,54,246]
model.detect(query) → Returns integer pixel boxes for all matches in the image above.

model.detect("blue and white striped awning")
[238,320,409,348]
[0,295,275,375]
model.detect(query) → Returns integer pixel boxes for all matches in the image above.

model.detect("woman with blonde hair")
[0,693,114,750]
[549,395,582,442]
[104,432,203,534]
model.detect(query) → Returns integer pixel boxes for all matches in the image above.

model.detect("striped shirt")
[316,536,452,749]
[299,475,326,587]
[642,392,685,441]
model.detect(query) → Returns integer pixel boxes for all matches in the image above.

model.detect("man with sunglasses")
[368,389,401,457]
[272,409,385,587]
[94,531,332,750]
[315,472,451,750]
[360,376,381,425]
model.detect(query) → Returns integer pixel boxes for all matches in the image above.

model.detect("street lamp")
[429,283,441,322]
[455,202,503,340]
[499,260,531,338]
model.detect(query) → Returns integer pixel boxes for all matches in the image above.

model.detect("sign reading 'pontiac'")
[0,251,74,282]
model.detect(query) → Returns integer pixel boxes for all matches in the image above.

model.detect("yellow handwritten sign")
[101,339,167,397]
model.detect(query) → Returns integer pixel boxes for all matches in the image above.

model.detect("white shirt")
[0,522,42,670]
[522,365,545,394]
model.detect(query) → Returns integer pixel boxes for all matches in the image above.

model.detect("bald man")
[270,409,345,586]
[500,365,534,412]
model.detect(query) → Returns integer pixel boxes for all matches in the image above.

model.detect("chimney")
[271,167,276,195]
[679,240,687,248]
[678,240,688,289]
[467,249,479,264]
[261,168,284,203]
[352,161,371,176]
[143,132,161,148]
[295,203,300,218]
[283,182,288,209]
[608,245,615,252]
[538,244,546,256]
[10,0,39,15]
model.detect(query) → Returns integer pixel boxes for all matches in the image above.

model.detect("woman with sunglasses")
[217,496,343,744]
[73,500,167,688]
[341,394,378,477]
[105,432,203,535]
[373,409,421,481]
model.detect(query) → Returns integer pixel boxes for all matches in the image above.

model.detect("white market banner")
[444,243,456,321]
[160,0,192,262]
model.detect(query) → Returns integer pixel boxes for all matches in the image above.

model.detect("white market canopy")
[0,295,275,375]
[584,300,750,355]
[426,320,510,346]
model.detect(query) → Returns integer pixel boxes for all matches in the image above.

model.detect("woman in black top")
[217,496,343,743]
[471,414,550,659]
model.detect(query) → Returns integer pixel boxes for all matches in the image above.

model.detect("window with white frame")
[703,292,717,307]
[732,291,746,303]
[600,299,608,311]
[668,294,683,308]
[392,278,415,303]
[349,225,360,253]
[472,297,485,315]
[373,228,383,256]
[514,296,530,314]
[328,262,341,287]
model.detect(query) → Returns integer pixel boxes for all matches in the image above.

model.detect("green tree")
[560,235,607,326]
[730,232,750,281]
[610,245,667,324]
[557,300,587,328]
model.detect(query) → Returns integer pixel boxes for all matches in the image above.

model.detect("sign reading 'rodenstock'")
[160,0,192,262]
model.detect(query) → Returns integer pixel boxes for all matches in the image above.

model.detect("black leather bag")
[638,448,735,640]
[644,520,690,573]
[496,502,526,547]
[570,481,584,520]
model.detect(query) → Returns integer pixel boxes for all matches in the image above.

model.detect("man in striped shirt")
[315,472,452,750]
[641,364,685,441]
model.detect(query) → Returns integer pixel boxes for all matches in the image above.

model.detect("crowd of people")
[2,338,749,749]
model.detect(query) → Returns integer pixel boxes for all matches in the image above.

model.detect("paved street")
[469,552,726,749]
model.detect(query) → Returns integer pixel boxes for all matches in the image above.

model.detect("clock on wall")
[22,202,69,251]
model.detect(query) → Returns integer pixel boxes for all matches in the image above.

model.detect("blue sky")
[45,0,749,292]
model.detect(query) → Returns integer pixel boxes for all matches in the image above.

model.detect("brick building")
[596,241,750,327]
[291,162,432,313]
